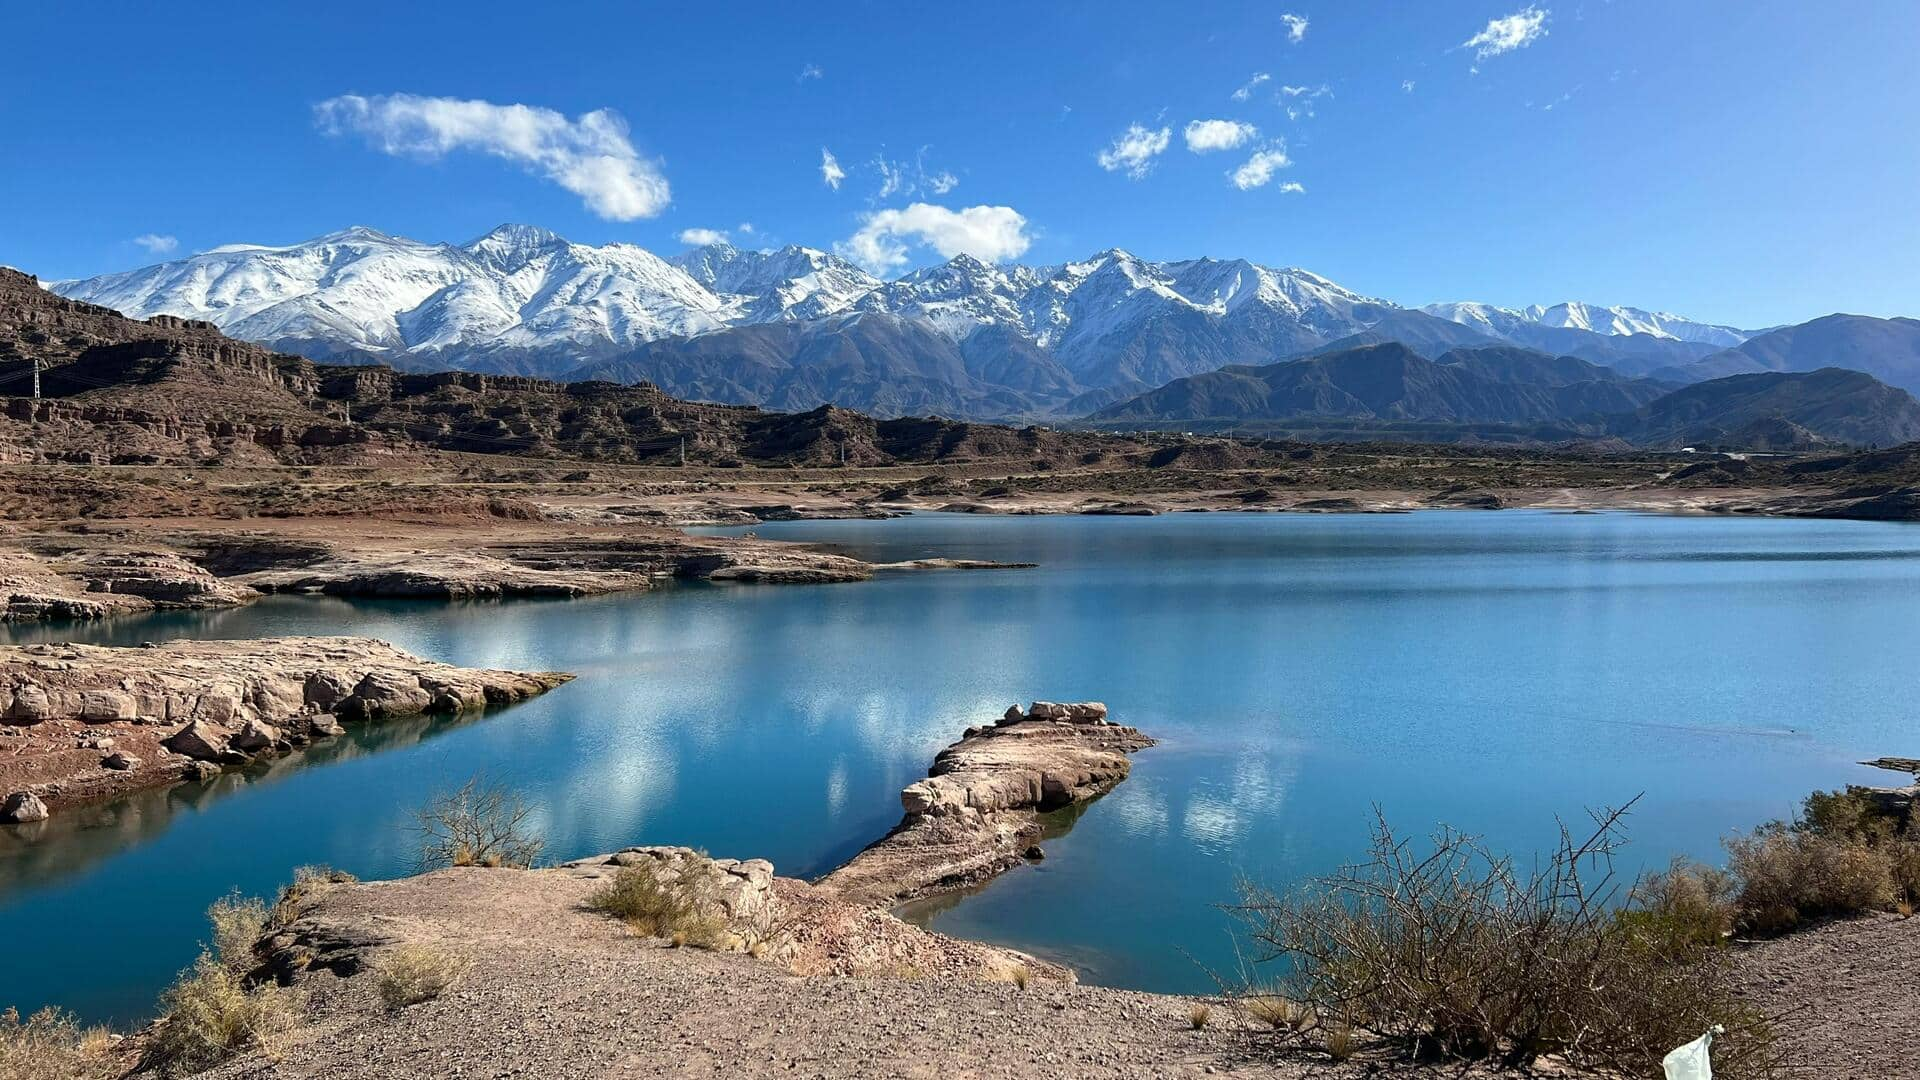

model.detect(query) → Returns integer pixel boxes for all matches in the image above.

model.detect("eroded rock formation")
[0,637,569,816]
[815,701,1154,906]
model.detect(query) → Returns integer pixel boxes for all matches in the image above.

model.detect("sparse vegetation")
[376,944,464,1010]
[1324,1020,1357,1062]
[415,776,545,870]
[1009,964,1030,990]
[584,862,730,949]
[270,864,357,929]
[1233,802,1783,1077]
[1241,994,1300,1030]
[1651,785,1920,935]
[140,894,299,1077]
[1188,1003,1212,1030]
[0,1006,117,1080]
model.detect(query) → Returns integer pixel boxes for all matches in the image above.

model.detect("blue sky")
[2,0,1914,328]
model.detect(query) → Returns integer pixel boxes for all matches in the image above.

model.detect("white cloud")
[1230,145,1293,190]
[1231,72,1271,102]
[677,227,730,246]
[837,203,1032,275]
[314,93,669,220]
[928,170,959,195]
[1096,123,1171,179]
[798,63,823,81]
[820,147,846,190]
[1277,181,1306,194]
[133,233,178,255]
[1464,6,1549,63]
[1183,119,1257,153]
[1282,13,1309,42]
[1402,79,1417,93]
[737,222,756,234]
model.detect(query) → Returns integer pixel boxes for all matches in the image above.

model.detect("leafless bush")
[415,777,544,870]
[1232,801,1782,1077]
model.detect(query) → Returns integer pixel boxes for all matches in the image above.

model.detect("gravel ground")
[175,863,1920,1079]
[197,867,1356,1079]
[1731,911,1920,1079]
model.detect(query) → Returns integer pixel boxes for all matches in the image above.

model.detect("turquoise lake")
[4,510,1919,1023]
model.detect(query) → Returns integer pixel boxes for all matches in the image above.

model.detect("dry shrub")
[0,1006,116,1080]
[1188,1003,1212,1030]
[584,863,730,948]
[1009,965,1030,990]
[270,865,357,929]
[1723,787,1920,933]
[376,944,464,1010]
[206,893,269,974]
[142,954,297,1077]
[140,894,300,1077]
[1233,803,1781,1077]
[415,777,544,870]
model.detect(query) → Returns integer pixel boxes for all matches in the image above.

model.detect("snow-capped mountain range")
[50,224,1759,418]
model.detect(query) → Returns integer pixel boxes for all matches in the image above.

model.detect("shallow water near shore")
[5,510,1920,1022]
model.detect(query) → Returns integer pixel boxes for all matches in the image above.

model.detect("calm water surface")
[4,511,1918,1022]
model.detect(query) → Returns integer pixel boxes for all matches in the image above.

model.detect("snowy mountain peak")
[1424,300,1752,347]
[48,223,1764,411]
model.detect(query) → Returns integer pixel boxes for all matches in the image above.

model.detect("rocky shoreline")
[0,636,569,821]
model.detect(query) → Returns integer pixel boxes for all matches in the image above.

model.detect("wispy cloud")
[1280,83,1332,120]
[1282,12,1309,43]
[798,63,823,81]
[870,150,961,201]
[820,147,846,190]
[676,227,730,246]
[1402,79,1417,93]
[1464,6,1549,66]
[838,203,1032,275]
[1231,72,1271,102]
[1230,144,1294,190]
[1184,119,1257,153]
[314,93,669,220]
[133,233,178,255]
[1096,123,1171,179]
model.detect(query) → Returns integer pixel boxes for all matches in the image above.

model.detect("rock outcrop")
[0,548,257,623]
[815,702,1154,906]
[0,637,570,817]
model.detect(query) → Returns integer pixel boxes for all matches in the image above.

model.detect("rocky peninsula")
[0,637,569,821]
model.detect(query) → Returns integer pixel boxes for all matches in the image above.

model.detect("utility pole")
[31,357,41,401]
[679,436,686,467]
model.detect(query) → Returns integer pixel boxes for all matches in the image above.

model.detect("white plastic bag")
[1662,1025,1724,1080]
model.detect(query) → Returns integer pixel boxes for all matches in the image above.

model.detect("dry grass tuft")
[0,1006,117,1080]
[1324,1021,1357,1062]
[1242,994,1302,1030]
[376,944,464,1010]
[138,893,302,1077]
[1009,964,1030,990]
[585,863,730,949]
[142,953,298,1077]
[1188,1003,1212,1030]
